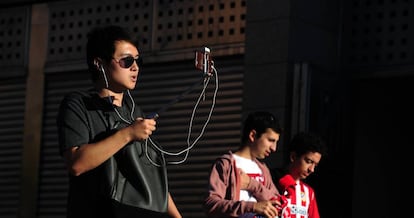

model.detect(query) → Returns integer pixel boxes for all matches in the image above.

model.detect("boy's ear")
[289,152,296,162]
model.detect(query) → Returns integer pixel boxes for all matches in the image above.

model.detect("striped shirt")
[282,181,320,218]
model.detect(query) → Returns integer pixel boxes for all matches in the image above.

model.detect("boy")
[273,132,327,218]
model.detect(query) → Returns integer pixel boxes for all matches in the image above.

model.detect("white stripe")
[290,182,310,218]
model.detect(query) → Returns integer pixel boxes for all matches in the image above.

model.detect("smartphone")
[195,47,212,76]
[145,112,159,120]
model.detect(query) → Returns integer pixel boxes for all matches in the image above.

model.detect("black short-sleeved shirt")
[57,89,169,218]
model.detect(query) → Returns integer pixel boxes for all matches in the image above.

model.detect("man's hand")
[239,168,251,189]
[128,117,156,141]
[253,199,280,218]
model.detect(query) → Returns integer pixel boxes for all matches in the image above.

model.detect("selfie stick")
[145,77,206,119]
[145,47,214,120]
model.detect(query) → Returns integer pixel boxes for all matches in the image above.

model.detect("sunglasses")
[113,56,143,68]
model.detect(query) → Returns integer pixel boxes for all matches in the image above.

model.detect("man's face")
[107,40,140,92]
[252,128,280,159]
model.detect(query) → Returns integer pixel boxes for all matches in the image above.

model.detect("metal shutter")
[38,71,91,217]
[0,78,26,218]
[0,5,30,218]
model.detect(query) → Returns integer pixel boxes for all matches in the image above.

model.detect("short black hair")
[86,25,137,82]
[289,132,327,157]
[241,111,283,144]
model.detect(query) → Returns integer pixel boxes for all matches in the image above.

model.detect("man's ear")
[93,58,102,69]
[248,129,257,142]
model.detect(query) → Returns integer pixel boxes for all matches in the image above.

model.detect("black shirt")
[57,89,169,218]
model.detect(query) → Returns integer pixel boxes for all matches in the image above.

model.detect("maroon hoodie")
[204,151,280,217]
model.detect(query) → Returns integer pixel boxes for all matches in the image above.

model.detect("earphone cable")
[145,65,218,165]
[101,61,218,167]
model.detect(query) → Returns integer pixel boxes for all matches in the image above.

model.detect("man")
[57,25,181,218]
[204,111,283,218]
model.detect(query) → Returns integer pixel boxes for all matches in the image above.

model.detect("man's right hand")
[253,199,280,218]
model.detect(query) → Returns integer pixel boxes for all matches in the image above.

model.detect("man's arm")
[167,193,182,218]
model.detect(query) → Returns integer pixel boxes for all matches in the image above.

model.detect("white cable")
[104,60,219,167]
[101,65,109,89]
[112,90,135,125]
[145,65,219,166]
[102,65,136,125]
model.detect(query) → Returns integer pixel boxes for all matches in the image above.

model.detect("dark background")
[0,0,408,217]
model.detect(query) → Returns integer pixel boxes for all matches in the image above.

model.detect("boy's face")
[290,151,322,180]
[251,128,280,159]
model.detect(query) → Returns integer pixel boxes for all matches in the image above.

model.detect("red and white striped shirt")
[281,181,320,218]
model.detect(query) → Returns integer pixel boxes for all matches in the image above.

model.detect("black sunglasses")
[113,56,143,68]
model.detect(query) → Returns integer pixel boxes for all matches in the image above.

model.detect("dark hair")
[241,111,283,144]
[289,132,327,157]
[86,25,137,82]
